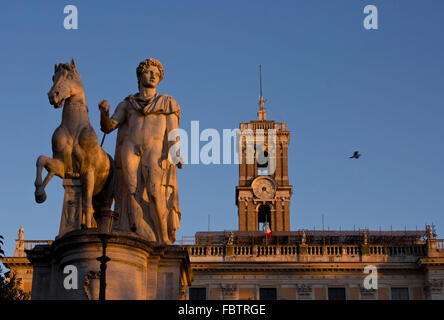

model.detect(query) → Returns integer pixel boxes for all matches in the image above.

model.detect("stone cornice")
[191,261,422,273]
[418,257,444,267]
[0,257,32,268]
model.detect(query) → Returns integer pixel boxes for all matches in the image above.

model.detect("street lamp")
[93,209,119,301]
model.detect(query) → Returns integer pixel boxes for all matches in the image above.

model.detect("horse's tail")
[105,153,115,197]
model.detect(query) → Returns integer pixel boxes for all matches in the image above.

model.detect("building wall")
[3,237,444,300]
[185,238,444,300]
[187,271,428,300]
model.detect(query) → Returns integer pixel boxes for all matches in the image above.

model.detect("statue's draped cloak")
[112,93,181,242]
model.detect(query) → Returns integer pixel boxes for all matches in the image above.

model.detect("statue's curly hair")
[136,58,164,84]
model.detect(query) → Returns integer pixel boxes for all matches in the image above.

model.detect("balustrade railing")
[388,245,426,256]
[280,246,298,255]
[185,243,431,258]
[23,240,53,251]
[369,245,384,255]
[233,246,252,255]
[432,240,444,250]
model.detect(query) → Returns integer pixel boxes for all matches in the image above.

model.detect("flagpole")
[265,215,267,245]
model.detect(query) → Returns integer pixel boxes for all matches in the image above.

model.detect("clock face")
[252,177,276,199]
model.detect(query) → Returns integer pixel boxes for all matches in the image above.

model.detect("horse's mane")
[56,62,78,75]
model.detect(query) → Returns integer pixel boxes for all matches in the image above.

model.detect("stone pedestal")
[59,179,83,237]
[27,230,192,300]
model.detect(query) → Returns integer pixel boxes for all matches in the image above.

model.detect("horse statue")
[34,59,114,229]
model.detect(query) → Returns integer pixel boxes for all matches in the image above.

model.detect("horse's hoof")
[35,190,47,203]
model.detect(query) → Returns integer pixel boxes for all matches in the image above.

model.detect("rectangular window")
[260,288,277,300]
[189,288,207,300]
[328,288,346,300]
[391,288,409,300]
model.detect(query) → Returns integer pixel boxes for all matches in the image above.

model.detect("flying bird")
[349,151,361,159]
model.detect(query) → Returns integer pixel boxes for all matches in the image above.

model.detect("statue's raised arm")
[99,99,127,134]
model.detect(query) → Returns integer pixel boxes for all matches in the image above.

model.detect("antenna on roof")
[257,65,267,120]
[322,215,325,246]
[259,64,263,99]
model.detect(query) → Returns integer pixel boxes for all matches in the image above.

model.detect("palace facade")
[182,94,444,300]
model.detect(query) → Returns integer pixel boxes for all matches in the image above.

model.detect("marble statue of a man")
[99,58,182,244]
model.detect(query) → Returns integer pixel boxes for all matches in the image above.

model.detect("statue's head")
[48,59,82,108]
[136,58,164,89]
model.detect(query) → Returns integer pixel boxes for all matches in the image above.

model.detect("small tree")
[0,235,30,300]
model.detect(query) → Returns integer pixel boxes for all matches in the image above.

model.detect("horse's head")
[48,59,83,108]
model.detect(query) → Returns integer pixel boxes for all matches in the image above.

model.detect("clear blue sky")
[1,1,443,257]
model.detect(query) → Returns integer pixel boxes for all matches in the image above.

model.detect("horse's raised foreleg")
[34,155,64,203]
[81,169,95,229]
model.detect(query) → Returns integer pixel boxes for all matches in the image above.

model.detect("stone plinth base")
[59,179,84,238]
[26,230,192,300]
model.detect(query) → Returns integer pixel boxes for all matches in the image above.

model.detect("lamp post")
[93,209,119,301]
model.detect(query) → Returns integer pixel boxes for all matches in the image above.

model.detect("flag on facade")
[263,222,272,238]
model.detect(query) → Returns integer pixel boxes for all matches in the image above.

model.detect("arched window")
[258,204,272,230]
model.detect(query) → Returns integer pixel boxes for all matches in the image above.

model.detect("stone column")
[275,142,282,185]
[238,199,246,231]
[239,141,247,185]
[282,142,289,185]
[270,205,277,232]
[275,201,283,231]
[247,202,256,231]
[284,201,290,231]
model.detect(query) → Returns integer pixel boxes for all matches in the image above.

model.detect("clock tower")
[235,73,292,232]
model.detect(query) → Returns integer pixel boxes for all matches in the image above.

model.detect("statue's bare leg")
[81,169,94,229]
[146,157,170,244]
[122,146,141,232]
[34,155,64,203]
